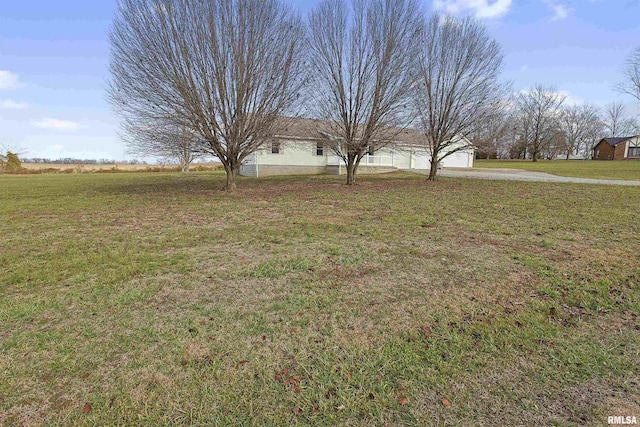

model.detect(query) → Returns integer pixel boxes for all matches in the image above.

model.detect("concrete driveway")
[424,168,640,186]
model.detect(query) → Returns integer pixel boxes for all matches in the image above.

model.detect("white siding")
[393,148,412,169]
[240,136,474,177]
[258,140,327,166]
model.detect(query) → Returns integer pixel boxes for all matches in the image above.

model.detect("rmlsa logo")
[608,416,638,425]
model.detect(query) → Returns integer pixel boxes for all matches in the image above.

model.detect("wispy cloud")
[32,118,82,132]
[557,90,585,106]
[432,0,512,19]
[519,89,583,106]
[0,99,29,110]
[0,71,24,90]
[543,0,572,21]
[516,88,583,106]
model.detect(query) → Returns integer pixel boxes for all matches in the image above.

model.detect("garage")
[410,149,474,170]
[412,151,431,170]
[442,150,474,168]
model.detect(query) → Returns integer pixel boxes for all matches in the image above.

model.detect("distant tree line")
[471,91,640,161]
[18,157,217,166]
[20,158,157,165]
[472,47,640,161]
[21,158,121,165]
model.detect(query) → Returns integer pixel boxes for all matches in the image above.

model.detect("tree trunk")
[182,161,190,173]
[532,150,538,162]
[428,157,438,181]
[345,155,360,185]
[224,164,238,191]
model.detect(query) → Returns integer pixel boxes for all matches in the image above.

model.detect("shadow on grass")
[91,170,430,198]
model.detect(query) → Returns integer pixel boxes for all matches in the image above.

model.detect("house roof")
[600,136,636,147]
[271,116,472,148]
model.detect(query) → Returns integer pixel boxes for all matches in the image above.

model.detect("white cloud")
[520,65,529,72]
[0,71,24,90]
[0,99,29,110]
[432,0,512,19]
[52,144,64,151]
[543,0,572,21]
[516,89,583,106]
[557,91,585,106]
[32,118,82,132]
[519,89,583,106]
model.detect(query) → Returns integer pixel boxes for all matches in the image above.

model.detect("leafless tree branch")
[616,46,640,102]
[307,0,423,185]
[559,103,602,159]
[124,120,205,172]
[413,14,507,180]
[108,0,307,190]
[470,101,515,159]
[603,102,639,137]
[514,85,565,162]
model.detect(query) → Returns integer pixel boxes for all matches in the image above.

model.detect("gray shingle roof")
[271,116,422,145]
[602,137,634,146]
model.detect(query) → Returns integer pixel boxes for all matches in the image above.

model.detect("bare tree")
[583,118,605,159]
[125,121,203,172]
[603,102,639,137]
[559,103,601,160]
[616,46,640,102]
[108,0,307,190]
[514,85,565,162]
[307,0,423,185]
[470,99,514,159]
[507,134,527,159]
[413,14,506,180]
[542,129,567,160]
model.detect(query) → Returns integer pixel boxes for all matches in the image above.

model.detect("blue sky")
[1,0,639,160]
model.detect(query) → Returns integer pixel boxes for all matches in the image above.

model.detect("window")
[595,149,599,159]
[629,147,640,158]
[271,141,281,154]
[316,142,324,156]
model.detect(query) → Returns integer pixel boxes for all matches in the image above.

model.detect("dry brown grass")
[0,171,638,425]
[13,162,223,174]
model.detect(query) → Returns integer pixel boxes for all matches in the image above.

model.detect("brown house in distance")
[593,136,640,160]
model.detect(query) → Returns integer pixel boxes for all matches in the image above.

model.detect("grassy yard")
[1,172,638,426]
[474,159,640,181]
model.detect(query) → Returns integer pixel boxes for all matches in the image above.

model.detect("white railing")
[327,154,394,167]
[364,155,394,167]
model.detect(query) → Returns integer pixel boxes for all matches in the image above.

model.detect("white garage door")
[442,151,471,168]
[413,151,431,169]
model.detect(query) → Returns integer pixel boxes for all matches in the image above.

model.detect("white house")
[239,117,474,177]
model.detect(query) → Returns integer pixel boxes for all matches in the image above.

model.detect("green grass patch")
[1,171,638,425]
[475,159,640,180]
